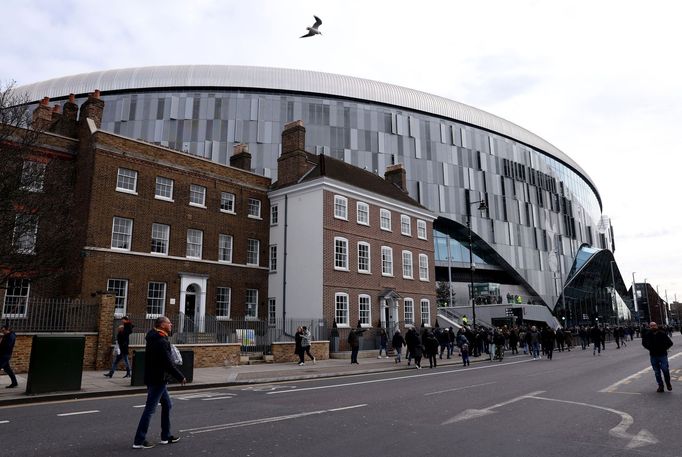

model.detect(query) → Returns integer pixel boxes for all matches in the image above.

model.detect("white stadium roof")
[16,65,597,195]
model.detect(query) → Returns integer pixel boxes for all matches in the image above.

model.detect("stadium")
[16,65,632,327]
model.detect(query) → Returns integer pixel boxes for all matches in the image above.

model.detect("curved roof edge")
[15,64,600,204]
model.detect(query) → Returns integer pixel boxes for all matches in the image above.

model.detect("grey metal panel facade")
[16,65,596,195]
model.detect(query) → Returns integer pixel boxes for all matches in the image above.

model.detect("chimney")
[276,120,314,187]
[78,89,105,129]
[384,163,407,192]
[51,104,62,123]
[281,120,306,154]
[230,143,252,171]
[32,97,53,130]
[59,93,79,136]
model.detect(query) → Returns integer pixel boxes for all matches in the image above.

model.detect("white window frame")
[216,287,231,319]
[380,208,392,231]
[381,246,393,276]
[334,237,349,271]
[111,217,133,251]
[357,242,371,274]
[154,176,174,201]
[417,219,428,240]
[402,250,413,279]
[400,214,412,236]
[358,294,371,327]
[218,234,233,263]
[268,298,276,326]
[189,184,206,208]
[186,229,203,259]
[270,204,279,225]
[419,254,430,281]
[269,245,277,272]
[2,278,30,318]
[220,192,236,213]
[107,279,129,317]
[116,167,138,194]
[12,213,38,255]
[248,198,262,219]
[21,160,46,192]
[335,292,349,327]
[334,195,348,220]
[356,202,369,226]
[245,289,258,319]
[150,223,170,255]
[421,299,431,326]
[404,298,415,326]
[247,239,260,266]
[146,282,166,318]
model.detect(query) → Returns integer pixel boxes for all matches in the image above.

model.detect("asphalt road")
[2,335,681,457]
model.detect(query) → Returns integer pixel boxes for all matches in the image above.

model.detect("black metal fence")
[116,314,328,355]
[1,298,100,332]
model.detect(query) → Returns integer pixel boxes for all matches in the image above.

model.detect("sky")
[2,0,680,303]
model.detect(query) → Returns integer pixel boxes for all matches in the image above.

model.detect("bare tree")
[0,81,77,291]
[436,281,455,306]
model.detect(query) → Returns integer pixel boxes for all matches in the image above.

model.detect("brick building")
[2,93,271,325]
[269,121,437,333]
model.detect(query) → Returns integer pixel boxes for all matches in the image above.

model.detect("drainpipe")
[282,194,293,338]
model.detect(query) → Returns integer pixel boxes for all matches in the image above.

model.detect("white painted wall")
[268,187,324,320]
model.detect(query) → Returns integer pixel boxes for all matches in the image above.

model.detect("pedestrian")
[377,328,388,358]
[461,341,470,366]
[642,322,673,392]
[405,327,422,369]
[294,326,305,365]
[424,329,439,368]
[105,316,134,378]
[301,326,316,364]
[542,327,556,360]
[0,324,18,388]
[132,316,186,449]
[348,324,364,364]
[590,325,602,356]
[392,329,405,363]
[528,326,541,360]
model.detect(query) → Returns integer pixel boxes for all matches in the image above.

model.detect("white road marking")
[180,404,368,435]
[425,381,496,396]
[201,396,236,401]
[529,394,658,449]
[267,359,531,395]
[0,420,9,424]
[57,410,100,417]
[442,391,545,424]
[600,351,682,393]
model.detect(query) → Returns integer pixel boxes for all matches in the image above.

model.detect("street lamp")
[632,272,640,326]
[467,199,488,330]
[609,260,619,326]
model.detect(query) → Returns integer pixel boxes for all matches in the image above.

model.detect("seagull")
[300,15,322,38]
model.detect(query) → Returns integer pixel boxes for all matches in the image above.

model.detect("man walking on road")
[642,322,673,393]
[0,324,18,388]
[132,316,186,449]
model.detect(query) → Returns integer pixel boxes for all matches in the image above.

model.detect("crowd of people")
[384,321,678,369]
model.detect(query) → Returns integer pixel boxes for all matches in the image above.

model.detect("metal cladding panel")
[16,64,595,191]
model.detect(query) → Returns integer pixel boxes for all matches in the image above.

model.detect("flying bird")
[300,15,322,38]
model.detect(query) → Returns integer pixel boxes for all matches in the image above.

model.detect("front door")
[185,292,196,332]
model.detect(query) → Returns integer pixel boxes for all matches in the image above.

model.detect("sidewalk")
[0,352,494,406]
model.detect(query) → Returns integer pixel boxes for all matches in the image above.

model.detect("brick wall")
[321,190,436,327]
[272,341,329,363]
[124,343,242,368]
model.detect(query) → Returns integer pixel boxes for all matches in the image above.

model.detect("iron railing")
[115,314,328,355]
[1,298,100,332]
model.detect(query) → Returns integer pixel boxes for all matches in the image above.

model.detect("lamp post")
[632,272,639,326]
[467,199,488,330]
[609,260,619,326]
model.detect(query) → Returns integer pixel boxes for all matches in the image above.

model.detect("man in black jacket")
[105,316,134,378]
[0,325,18,388]
[132,316,186,449]
[642,322,673,393]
